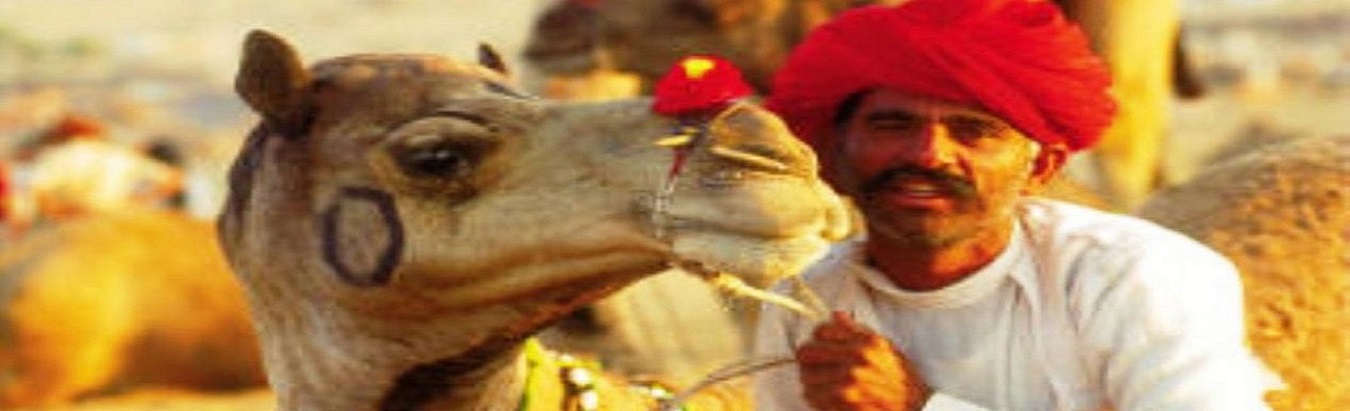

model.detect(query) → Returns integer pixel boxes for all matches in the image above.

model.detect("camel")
[523,0,876,95]
[0,211,264,407]
[1053,0,1203,211]
[1137,134,1350,410]
[522,0,1202,211]
[217,30,850,410]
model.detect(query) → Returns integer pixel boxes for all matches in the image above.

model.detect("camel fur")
[0,212,264,407]
[1137,134,1350,410]
[217,30,850,410]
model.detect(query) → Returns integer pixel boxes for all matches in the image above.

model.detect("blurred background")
[0,0,552,222]
[0,0,1346,220]
[1173,0,1350,180]
[0,0,1346,409]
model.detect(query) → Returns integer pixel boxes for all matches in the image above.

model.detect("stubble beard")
[856,181,1023,250]
[860,200,982,248]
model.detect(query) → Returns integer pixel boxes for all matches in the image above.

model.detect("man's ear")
[1024,143,1068,194]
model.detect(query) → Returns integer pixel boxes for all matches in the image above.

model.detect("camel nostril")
[706,104,815,176]
[708,145,790,173]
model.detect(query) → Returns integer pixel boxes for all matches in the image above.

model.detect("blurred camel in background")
[2,113,186,240]
[523,0,1205,211]
[0,211,264,408]
[0,113,263,408]
[524,0,870,95]
[1055,0,1205,210]
[1138,134,1350,410]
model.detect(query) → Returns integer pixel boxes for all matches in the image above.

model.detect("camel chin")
[674,230,834,283]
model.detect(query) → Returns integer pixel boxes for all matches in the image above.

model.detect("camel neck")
[378,343,527,410]
[258,312,530,411]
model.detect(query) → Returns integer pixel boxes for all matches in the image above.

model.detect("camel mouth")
[398,242,673,311]
[653,214,827,242]
[516,266,653,323]
[639,177,853,284]
[669,230,834,286]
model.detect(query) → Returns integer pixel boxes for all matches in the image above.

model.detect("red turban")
[766,0,1115,152]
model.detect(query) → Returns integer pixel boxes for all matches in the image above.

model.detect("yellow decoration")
[680,58,716,79]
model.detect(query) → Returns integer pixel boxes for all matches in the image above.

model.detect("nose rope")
[655,274,829,411]
[650,100,747,242]
[650,102,826,317]
[650,121,704,243]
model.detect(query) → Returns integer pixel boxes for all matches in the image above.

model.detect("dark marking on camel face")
[377,334,526,411]
[320,186,405,287]
[217,126,271,245]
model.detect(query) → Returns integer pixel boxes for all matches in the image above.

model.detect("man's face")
[830,89,1051,248]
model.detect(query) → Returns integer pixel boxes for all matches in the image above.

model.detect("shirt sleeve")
[1073,236,1279,411]
[752,297,812,411]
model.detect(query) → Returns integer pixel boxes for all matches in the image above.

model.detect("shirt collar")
[844,221,1029,309]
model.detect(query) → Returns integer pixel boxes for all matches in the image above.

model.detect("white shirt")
[753,198,1280,411]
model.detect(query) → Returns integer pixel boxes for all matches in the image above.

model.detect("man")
[753,0,1279,410]
[26,114,183,219]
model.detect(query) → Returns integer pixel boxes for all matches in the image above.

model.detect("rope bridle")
[530,102,832,410]
[645,104,831,410]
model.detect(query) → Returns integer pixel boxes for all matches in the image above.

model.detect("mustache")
[861,166,976,198]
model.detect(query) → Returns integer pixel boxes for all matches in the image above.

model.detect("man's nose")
[903,121,957,168]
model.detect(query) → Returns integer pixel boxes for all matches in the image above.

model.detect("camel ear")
[477,43,509,76]
[236,30,312,137]
[682,0,766,27]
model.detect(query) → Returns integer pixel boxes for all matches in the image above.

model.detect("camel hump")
[1137,135,1350,409]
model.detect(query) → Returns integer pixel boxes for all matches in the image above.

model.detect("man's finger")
[798,363,855,385]
[812,321,858,342]
[797,342,866,365]
[812,312,875,342]
[831,310,875,334]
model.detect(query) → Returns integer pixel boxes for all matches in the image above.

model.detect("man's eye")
[946,118,1003,140]
[872,118,925,132]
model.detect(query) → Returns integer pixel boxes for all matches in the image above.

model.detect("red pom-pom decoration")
[652,55,753,116]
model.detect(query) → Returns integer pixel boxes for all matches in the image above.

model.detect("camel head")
[524,0,792,92]
[217,30,849,409]
[523,0,902,93]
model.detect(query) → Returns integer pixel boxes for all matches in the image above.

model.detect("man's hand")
[796,311,931,411]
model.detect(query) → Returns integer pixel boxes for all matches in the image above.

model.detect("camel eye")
[375,112,503,196]
[387,129,496,181]
[400,142,474,179]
